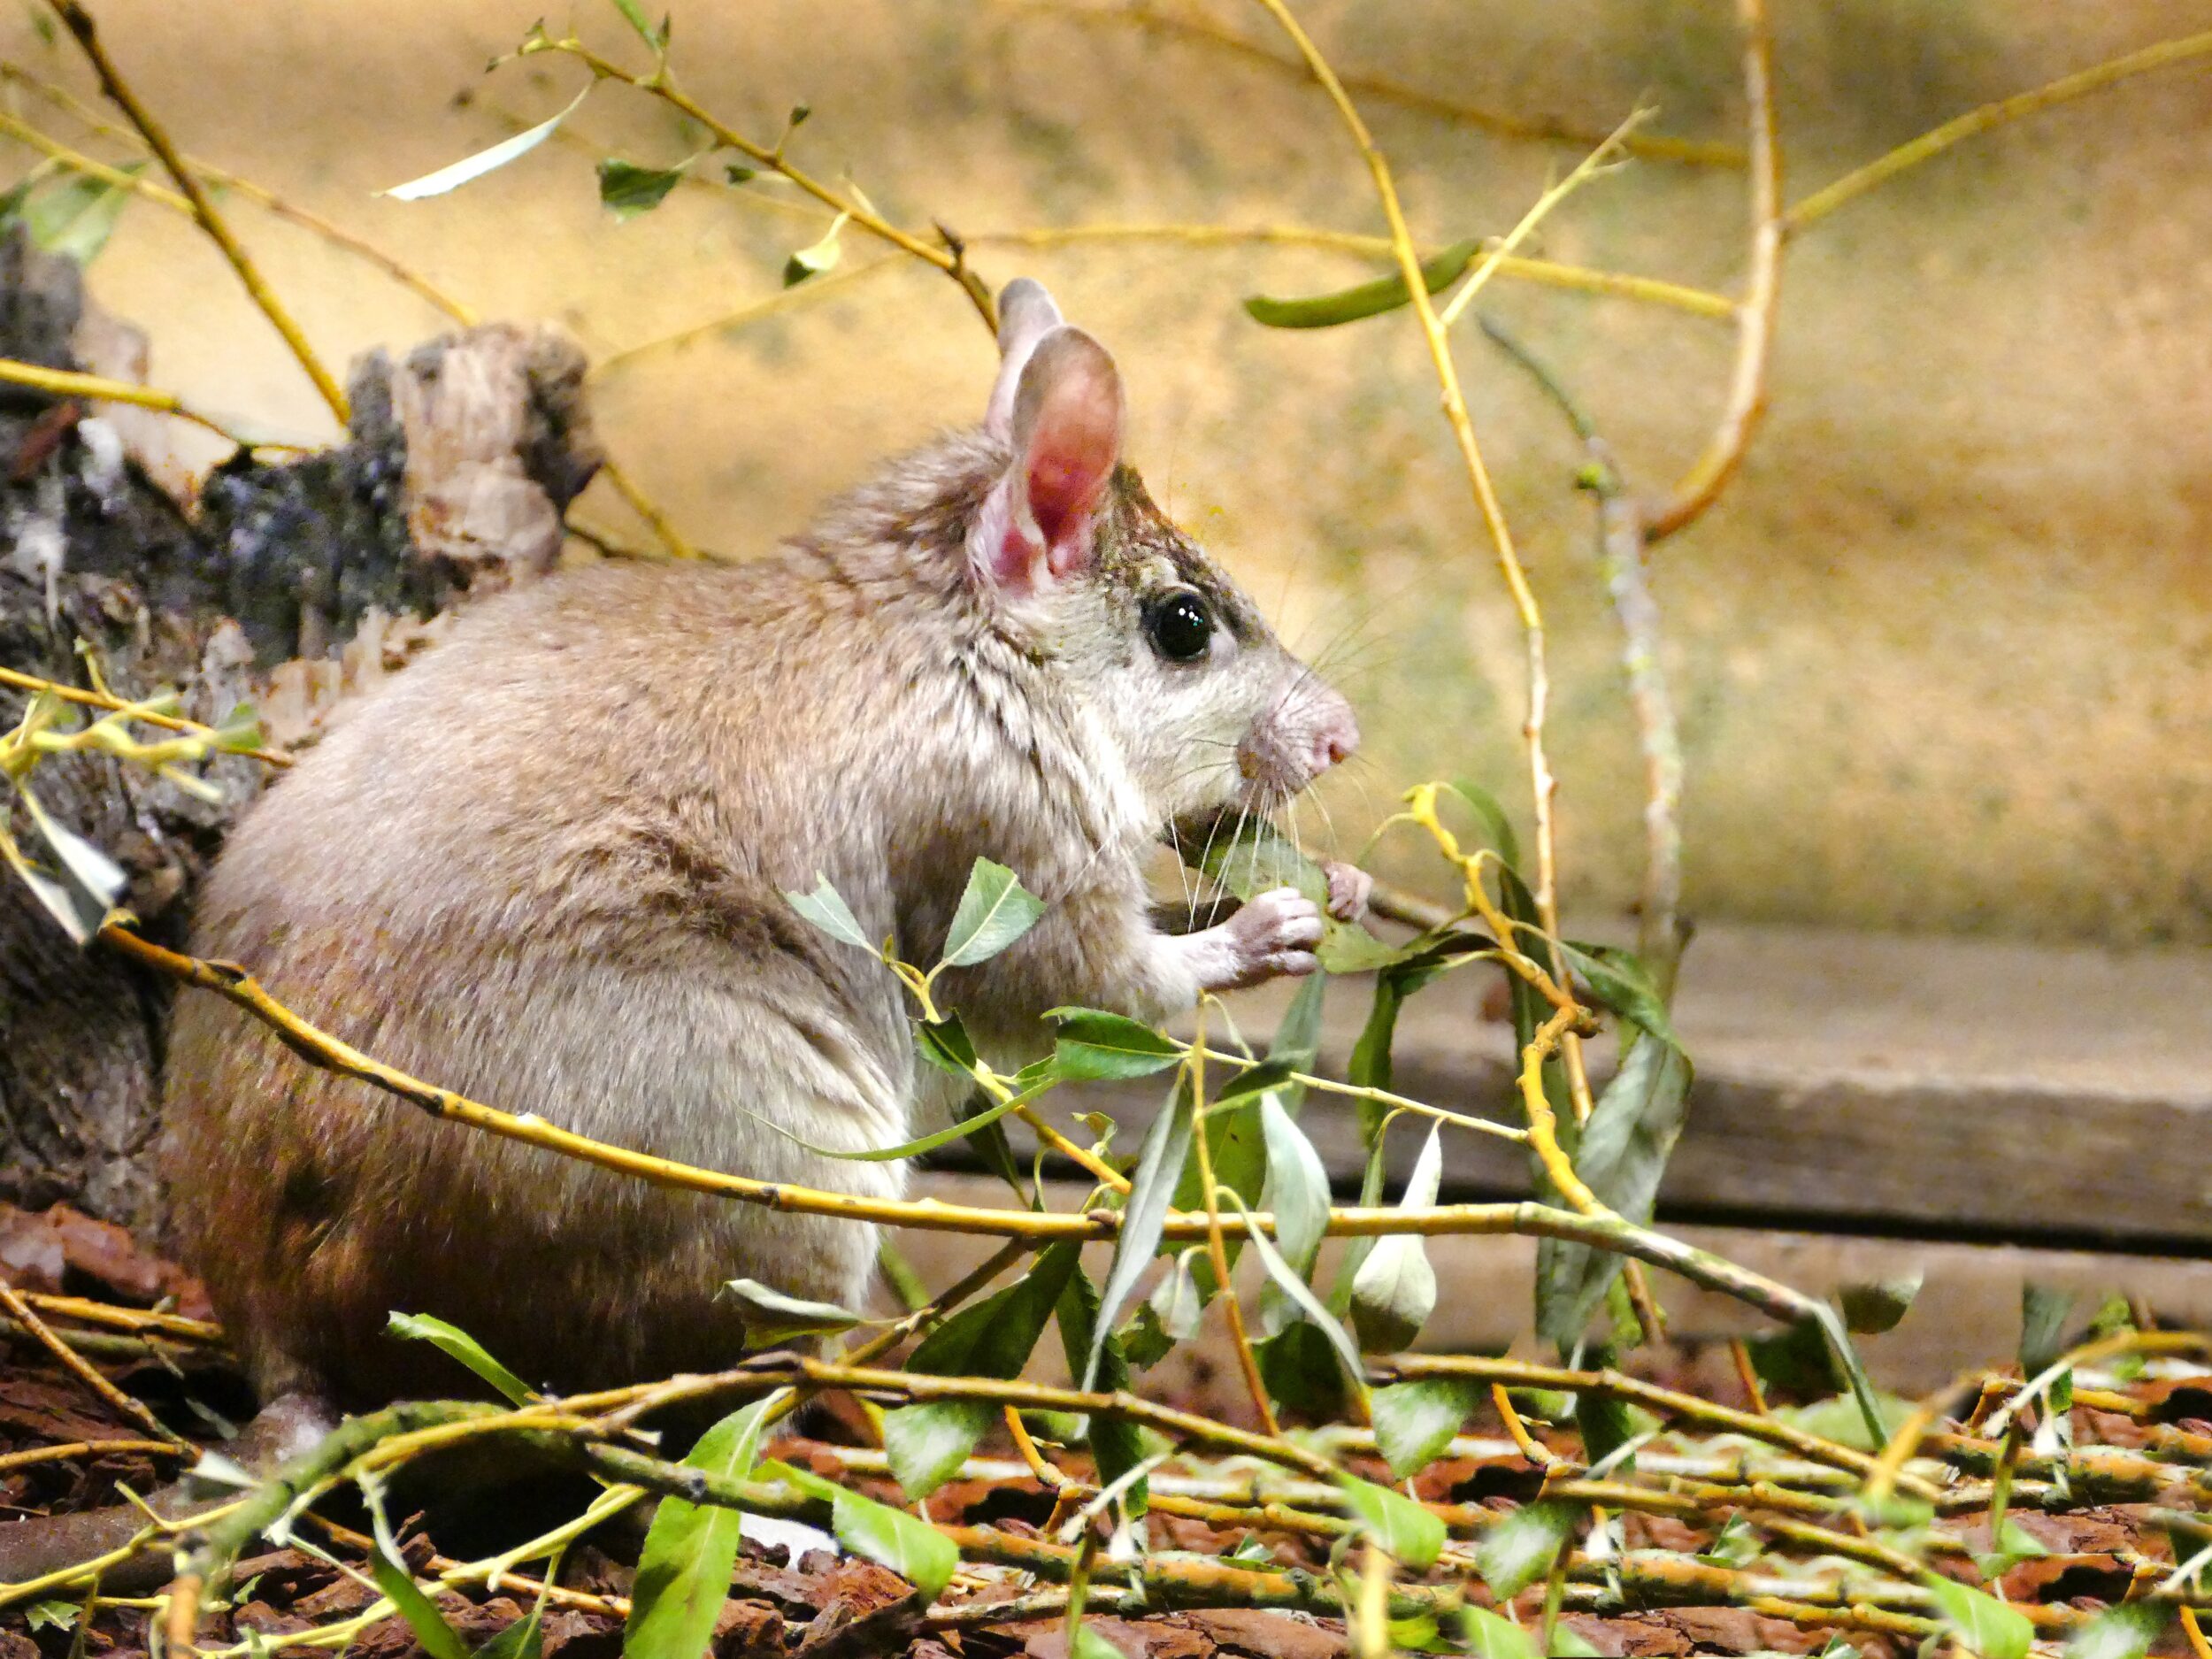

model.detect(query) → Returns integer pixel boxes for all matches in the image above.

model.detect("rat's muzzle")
[1236,679,1359,804]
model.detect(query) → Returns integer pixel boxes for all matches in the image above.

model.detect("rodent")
[158,279,1363,1412]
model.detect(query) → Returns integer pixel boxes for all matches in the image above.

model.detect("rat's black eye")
[1147,590,1214,663]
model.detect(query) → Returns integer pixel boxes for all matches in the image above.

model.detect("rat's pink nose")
[1309,701,1359,774]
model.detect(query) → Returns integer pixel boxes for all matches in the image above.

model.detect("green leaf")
[2021,1284,2076,1375]
[759,1459,955,1601]
[624,1395,778,1659]
[1475,1500,1578,1601]
[380,85,590,200]
[1532,1033,1692,1346]
[890,1242,1079,1495]
[881,1400,995,1501]
[1839,1271,1924,1335]
[1233,1201,1364,1382]
[1147,1248,1206,1341]
[1056,1261,1147,1507]
[1456,1606,1541,1659]
[1972,1517,2050,1580]
[913,1011,979,1078]
[6,787,127,944]
[1348,1125,1441,1352]
[1048,1008,1182,1079]
[941,858,1046,967]
[25,1602,78,1633]
[607,0,665,53]
[2063,1601,2169,1659]
[1258,1092,1331,1277]
[749,1067,1056,1163]
[24,163,145,264]
[1371,1378,1481,1479]
[386,1312,534,1404]
[1337,1474,1444,1570]
[1557,940,1678,1047]
[1921,1574,2032,1659]
[1244,237,1482,329]
[596,158,685,221]
[1572,1345,1646,1471]
[1255,1320,1348,1417]
[476,1587,547,1659]
[784,872,875,951]
[721,1279,871,1345]
[1082,1076,1194,1390]
[783,210,849,288]
[364,1479,471,1659]
[1071,1625,1132,1659]
[1699,1514,1761,1568]
[1436,779,1521,870]
[211,702,264,752]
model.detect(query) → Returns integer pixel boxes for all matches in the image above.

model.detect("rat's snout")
[1237,679,1360,801]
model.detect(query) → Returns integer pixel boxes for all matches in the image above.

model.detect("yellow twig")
[0,666,294,769]
[541,36,997,331]
[974,223,1736,321]
[0,1279,188,1447]
[49,3,350,425]
[0,72,477,326]
[589,258,902,380]
[1022,1,1744,168]
[594,454,697,560]
[0,356,290,452]
[1644,0,1779,543]
[1189,1008,1282,1436]
[1785,29,2212,234]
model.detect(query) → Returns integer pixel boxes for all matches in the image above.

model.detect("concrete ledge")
[934,922,2212,1250]
[896,1177,2212,1400]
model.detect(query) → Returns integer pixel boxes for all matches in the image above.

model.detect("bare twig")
[536,35,997,331]
[1019,1,1745,168]
[48,2,350,424]
[0,357,298,453]
[0,69,478,326]
[1785,28,2212,234]
[1642,0,1779,543]
[0,1280,188,1447]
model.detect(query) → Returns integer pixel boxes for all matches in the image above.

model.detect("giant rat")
[158,278,1363,1417]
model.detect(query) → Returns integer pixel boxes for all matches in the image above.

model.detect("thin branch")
[594,455,697,560]
[589,258,902,380]
[48,3,351,425]
[538,36,998,332]
[1785,28,2212,234]
[1188,1014,1282,1435]
[0,357,299,453]
[1019,1,1745,168]
[0,1280,188,1448]
[0,68,478,326]
[1642,0,1780,543]
[975,222,1736,320]
[0,666,295,769]
[89,925,1825,1325]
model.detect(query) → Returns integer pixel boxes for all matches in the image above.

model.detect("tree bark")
[0,227,601,1235]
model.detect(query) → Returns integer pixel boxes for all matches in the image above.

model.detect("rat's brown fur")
[161,283,1358,1409]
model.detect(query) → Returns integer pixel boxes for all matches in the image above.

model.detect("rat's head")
[964,279,1358,832]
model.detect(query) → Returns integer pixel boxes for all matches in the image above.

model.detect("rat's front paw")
[1207,885,1323,991]
[1323,861,1372,923]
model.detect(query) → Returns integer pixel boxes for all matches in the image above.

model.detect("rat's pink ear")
[975,303,1125,596]
[985,278,1064,439]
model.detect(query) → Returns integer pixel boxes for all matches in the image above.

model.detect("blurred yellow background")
[8,0,2210,941]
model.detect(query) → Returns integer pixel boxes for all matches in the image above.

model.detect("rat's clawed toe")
[1323,861,1372,923]
[1214,885,1324,986]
